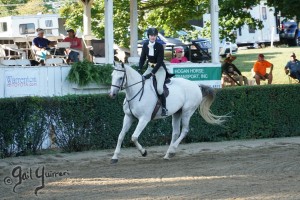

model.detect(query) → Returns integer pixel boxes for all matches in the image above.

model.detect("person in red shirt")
[253,54,273,85]
[63,29,82,63]
[171,47,188,63]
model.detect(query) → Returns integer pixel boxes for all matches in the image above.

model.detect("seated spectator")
[171,47,188,63]
[284,53,300,83]
[32,29,55,61]
[253,54,273,85]
[221,54,248,86]
[63,29,82,64]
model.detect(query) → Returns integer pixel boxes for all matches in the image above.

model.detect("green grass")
[229,46,300,84]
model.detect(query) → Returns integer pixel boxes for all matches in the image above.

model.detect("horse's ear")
[121,62,124,68]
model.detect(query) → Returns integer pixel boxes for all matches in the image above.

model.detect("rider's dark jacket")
[139,40,164,74]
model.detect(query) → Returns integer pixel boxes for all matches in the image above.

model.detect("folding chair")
[288,74,300,84]
[0,44,25,60]
[221,74,235,87]
[52,42,70,60]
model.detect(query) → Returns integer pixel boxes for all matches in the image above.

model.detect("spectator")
[171,47,188,63]
[221,53,248,86]
[284,53,300,82]
[32,29,55,61]
[63,29,82,63]
[253,54,273,85]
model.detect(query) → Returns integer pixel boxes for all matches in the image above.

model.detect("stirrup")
[161,108,168,116]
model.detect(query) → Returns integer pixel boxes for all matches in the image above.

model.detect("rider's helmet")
[147,28,158,38]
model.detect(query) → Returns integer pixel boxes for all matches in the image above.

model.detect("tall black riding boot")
[160,94,168,116]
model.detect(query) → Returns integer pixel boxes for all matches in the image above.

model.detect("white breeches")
[144,66,166,95]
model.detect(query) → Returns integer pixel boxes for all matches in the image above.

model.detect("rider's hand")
[143,73,152,79]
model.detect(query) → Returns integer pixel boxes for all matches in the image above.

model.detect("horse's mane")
[123,64,141,82]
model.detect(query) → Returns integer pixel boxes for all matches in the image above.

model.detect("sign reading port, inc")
[167,64,221,88]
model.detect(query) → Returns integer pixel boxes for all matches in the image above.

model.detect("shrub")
[66,60,113,86]
[1,84,300,158]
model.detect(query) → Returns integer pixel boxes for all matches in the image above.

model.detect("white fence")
[0,65,110,98]
[0,63,222,98]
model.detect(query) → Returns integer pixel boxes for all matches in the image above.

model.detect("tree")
[60,0,131,47]
[59,0,295,47]
[59,0,211,47]
[0,0,20,17]
[214,0,263,41]
[16,0,53,15]
[267,0,300,20]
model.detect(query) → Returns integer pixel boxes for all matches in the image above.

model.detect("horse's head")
[109,62,126,99]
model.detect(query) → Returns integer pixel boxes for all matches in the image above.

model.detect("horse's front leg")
[111,114,134,164]
[131,118,150,157]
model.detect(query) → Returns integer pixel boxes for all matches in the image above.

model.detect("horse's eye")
[119,77,123,80]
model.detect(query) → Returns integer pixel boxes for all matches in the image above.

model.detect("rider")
[139,27,168,116]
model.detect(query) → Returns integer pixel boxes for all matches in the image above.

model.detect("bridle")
[111,68,127,90]
[111,68,145,102]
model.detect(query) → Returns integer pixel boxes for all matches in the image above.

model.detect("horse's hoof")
[111,159,118,164]
[142,150,147,157]
[163,155,170,160]
[169,152,176,158]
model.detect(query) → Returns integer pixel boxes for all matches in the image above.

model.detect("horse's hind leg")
[131,118,150,157]
[170,111,182,145]
[164,111,192,160]
[111,114,134,164]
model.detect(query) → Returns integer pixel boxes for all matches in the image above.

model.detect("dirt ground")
[1,137,300,200]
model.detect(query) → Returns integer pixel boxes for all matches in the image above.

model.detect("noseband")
[111,68,126,90]
[111,67,145,102]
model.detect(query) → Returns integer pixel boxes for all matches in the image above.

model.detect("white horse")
[109,63,227,163]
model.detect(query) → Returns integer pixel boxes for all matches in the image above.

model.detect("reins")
[111,67,146,118]
[111,68,145,103]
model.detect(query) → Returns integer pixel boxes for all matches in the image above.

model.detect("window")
[0,22,7,32]
[44,29,53,35]
[19,23,35,34]
[262,7,267,20]
[248,25,255,33]
[45,20,53,27]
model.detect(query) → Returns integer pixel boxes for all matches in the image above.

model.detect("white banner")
[5,69,40,97]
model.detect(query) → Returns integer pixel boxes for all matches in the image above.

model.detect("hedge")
[0,84,299,158]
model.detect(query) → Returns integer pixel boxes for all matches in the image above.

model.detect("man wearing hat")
[32,29,55,61]
[284,53,300,82]
[253,54,273,85]
[221,53,248,86]
[63,29,82,63]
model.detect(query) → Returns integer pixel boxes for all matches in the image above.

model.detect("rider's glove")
[143,73,152,79]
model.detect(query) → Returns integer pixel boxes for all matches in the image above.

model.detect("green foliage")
[203,0,264,42]
[1,84,300,158]
[66,60,113,86]
[0,0,53,16]
[58,0,266,46]
[267,0,300,20]
[2,0,300,44]
[0,97,50,158]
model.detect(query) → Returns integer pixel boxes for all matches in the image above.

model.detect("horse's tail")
[198,85,227,125]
